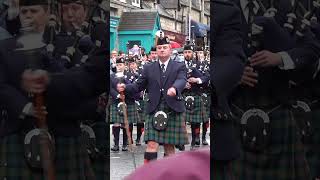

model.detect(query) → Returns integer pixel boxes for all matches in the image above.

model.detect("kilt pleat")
[55,136,95,180]
[305,107,320,179]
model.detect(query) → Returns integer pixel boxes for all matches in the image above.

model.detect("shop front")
[110,16,120,51]
[118,10,161,53]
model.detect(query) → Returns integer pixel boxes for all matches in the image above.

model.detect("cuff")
[278,52,295,70]
[19,102,33,119]
[197,78,203,84]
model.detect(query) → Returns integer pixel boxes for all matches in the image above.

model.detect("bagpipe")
[48,0,107,68]
[240,0,320,153]
[283,0,320,37]
[9,30,56,179]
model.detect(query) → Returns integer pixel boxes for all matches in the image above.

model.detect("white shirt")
[159,58,170,72]
[240,0,260,23]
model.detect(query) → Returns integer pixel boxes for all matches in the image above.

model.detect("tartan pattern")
[305,107,320,178]
[137,99,146,123]
[184,93,210,123]
[144,103,189,145]
[91,160,108,180]
[232,107,311,180]
[109,102,138,124]
[0,134,37,180]
[205,93,211,119]
[55,136,95,180]
[0,134,95,180]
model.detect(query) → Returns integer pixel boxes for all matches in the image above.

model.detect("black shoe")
[202,138,209,145]
[122,145,128,151]
[136,139,141,146]
[195,137,200,147]
[111,145,119,152]
[176,145,185,151]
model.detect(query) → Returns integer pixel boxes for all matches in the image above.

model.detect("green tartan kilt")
[305,107,320,178]
[109,102,139,124]
[0,134,94,180]
[232,107,310,180]
[91,159,108,180]
[137,99,146,123]
[144,104,189,145]
[184,94,209,123]
[205,93,211,119]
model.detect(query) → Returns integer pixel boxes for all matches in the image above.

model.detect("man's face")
[20,5,48,32]
[156,44,171,60]
[116,63,125,72]
[183,50,193,60]
[150,51,157,60]
[129,62,137,70]
[60,2,87,31]
[197,51,204,60]
[111,51,118,58]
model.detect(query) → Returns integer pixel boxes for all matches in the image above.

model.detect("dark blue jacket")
[126,59,187,113]
[211,0,246,161]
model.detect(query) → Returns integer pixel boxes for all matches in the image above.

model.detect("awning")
[191,20,210,37]
[162,30,186,46]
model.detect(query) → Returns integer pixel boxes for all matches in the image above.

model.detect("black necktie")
[247,0,255,24]
[161,64,165,73]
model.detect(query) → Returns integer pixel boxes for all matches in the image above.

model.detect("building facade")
[110,0,210,52]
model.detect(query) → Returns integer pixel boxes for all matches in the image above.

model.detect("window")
[132,0,140,7]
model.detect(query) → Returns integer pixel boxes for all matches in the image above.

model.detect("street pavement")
[110,125,210,180]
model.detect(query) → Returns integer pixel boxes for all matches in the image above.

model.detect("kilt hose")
[144,103,189,145]
[0,134,95,180]
[305,105,320,179]
[184,94,208,123]
[231,106,311,180]
[109,102,139,124]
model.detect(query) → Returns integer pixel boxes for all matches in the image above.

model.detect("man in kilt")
[110,57,139,152]
[127,56,145,146]
[290,2,320,179]
[182,44,210,150]
[229,0,320,179]
[194,46,211,146]
[117,36,188,163]
[0,0,106,179]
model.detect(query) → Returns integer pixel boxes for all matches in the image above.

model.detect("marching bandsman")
[182,44,210,150]
[291,2,320,179]
[110,57,139,152]
[230,0,320,179]
[117,36,189,163]
[0,0,108,179]
[149,46,158,62]
[194,46,211,146]
[126,57,145,146]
